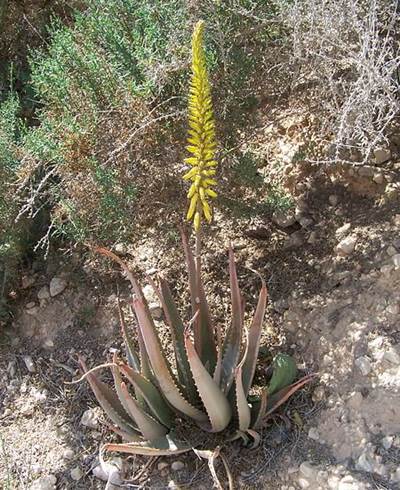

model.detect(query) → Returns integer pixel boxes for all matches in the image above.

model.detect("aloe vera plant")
[76,230,313,458]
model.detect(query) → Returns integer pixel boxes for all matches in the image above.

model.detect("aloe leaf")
[119,363,173,428]
[250,388,268,430]
[133,297,207,422]
[104,434,192,456]
[268,353,298,395]
[241,278,267,396]
[181,229,216,372]
[235,363,251,432]
[111,353,141,423]
[220,247,244,394]
[119,381,168,442]
[78,357,138,437]
[117,299,140,372]
[159,278,197,402]
[265,374,315,418]
[107,423,142,442]
[185,333,232,432]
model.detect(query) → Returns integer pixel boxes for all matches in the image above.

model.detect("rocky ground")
[1,112,400,489]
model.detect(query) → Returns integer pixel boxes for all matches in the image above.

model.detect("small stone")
[335,235,357,256]
[308,427,320,441]
[272,209,296,228]
[387,245,397,257]
[29,475,57,490]
[392,254,400,269]
[381,264,393,277]
[70,467,83,481]
[149,303,163,320]
[299,216,313,228]
[37,286,50,300]
[157,462,169,471]
[312,385,325,402]
[26,301,36,309]
[383,346,400,365]
[171,461,185,471]
[168,481,179,489]
[63,448,75,460]
[284,231,304,249]
[374,148,391,164]
[80,408,99,429]
[373,172,384,184]
[381,435,393,450]
[355,356,372,376]
[347,391,363,410]
[22,275,35,289]
[93,462,122,485]
[26,306,39,316]
[329,195,339,206]
[298,478,310,489]
[23,355,36,373]
[358,166,375,177]
[307,231,318,244]
[49,277,67,297]
[43,339,54,349]
[7,360,17,377]
[299,462,317,479]
[355,452,373,472]
[335,223,351,236]
[114,243,128,255]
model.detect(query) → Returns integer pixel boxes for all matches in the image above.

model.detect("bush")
[280,0,400,163]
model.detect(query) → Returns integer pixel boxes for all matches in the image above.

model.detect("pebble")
[374,148,391,164]
[299,462,317,479]
[347,391,363,410]
[272,209,296,228]
[62,448,75,460]
[355,356,372,376]
[23,355,36,373]
[308,427,320,441]
[114,243,128,255]
[92,459,123,485]
[373,172,384,184]
[387,245,397,257]
[335,235,357,256]
[37,286,50,300]
[49,277,68,297]
[26,301,36,309]
[29,475,57,490]
[158,462,169,471]
[335,223,351,236]
[149,303,163,320]
[392,254,400,269]
[355,452,373,472]
[298,478,310,489]
[383,346,400,365]
[171,461,185,471]
[329,195,339,206]
[70,467,83,481]
[381,435,393,450]
[80,408,99,429]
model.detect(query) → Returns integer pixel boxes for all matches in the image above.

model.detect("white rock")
[299,462,317,479]
[80,408,99,429]
[355,452,373,472]
[62,448,75,460]
[308,428,320,441]
[70,467,83,481]
[23,355,36,373]
[114,243,128,255]
[335,223,351,236]
[381,435,393,450]
[335,235,357,256]
[168,481,179,489]
[392,254,400,269]
[329,195,339,206]
[272,209,296,228]
[355,356,372,376]
[383,346,400,365]
[50,277,67,297]
[171,461,185,471]
[374,148,391,164]
[298,478,310,489]
[29,475,57,490]
[92,459,123,484]
[37,286,50,300]
[387,245,397,257]
[373,173,384,184]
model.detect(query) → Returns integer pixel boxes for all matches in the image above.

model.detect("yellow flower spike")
[183,20,218,230]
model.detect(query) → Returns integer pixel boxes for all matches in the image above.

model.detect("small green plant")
[74,21,313,485]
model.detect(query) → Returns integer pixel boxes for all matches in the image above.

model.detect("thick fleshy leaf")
[185,334,232,432]
[220,247,244,394]
[133,297,207,422]
[104,434,192,456]
[111,353,141,423]
[265,374,315,418]
[119,363,173,428]
[235,363,251,432]
[119,382,168,442]
[241,278,267,396]
[117,299,140,372]
[181,229,217,371]
[159,278,197,402]
[268,353,298,395]
[107,423,142,442]
[250,388,268,430]
[78,358,138,437]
